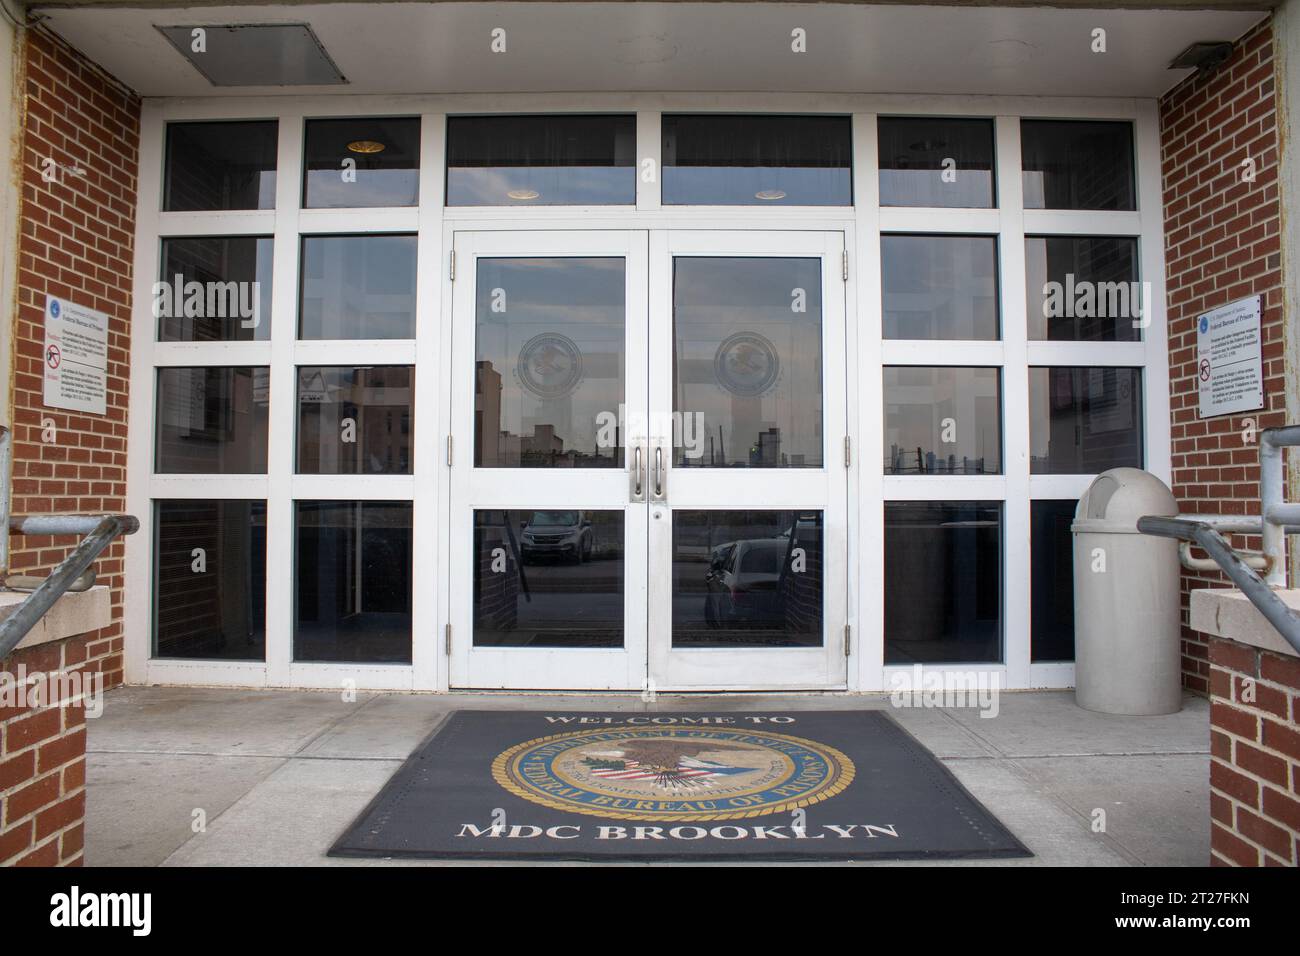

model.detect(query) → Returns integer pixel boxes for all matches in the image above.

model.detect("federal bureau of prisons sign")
[491,726,854,821]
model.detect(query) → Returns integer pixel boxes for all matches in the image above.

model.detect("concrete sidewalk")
[84,687,1210,866]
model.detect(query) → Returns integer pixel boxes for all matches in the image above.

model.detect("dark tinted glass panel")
[299,235,417,339]
[1021,120,1135,211]
[663,114,852,205]
[294,501,412,663]
[1031,499,1076,662]
[297,366,413,474]
[154,500,266,660]
[446,115,635,205]
[303,117,420,208]
[155,367,269,474]
[164,121,277,211]
[158,237,273,342]
[673,257,822,467]
[1029,367,1143,474]
[1025,236,1142,341]
[475,258,625,468]
[473,510,624,648]
[884,501,1002,664]
[882,235,999,340]
[878,117,994,208]
[672,511,823,648]
[883,367,1001,475]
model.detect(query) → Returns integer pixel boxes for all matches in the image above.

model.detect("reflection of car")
[520,511,594,564]
[704,538,788,627]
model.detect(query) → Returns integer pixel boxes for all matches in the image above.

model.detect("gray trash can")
[1071,468,1182,715]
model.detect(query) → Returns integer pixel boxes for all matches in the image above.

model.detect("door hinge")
[449,249,456,281]
[446,435,453,466]
[842,249,849,281]
[843,435,851,468]
[445,623,452,655]
[844,623,851,657]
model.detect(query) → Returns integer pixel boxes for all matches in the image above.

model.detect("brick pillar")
[0,634,100,866]
[1203,622,1300,865]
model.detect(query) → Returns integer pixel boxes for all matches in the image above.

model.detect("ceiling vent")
[1167,41,1234,73]
[156,24,347,87]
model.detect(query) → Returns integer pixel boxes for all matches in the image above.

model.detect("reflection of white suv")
[520,511,594,564]
[704,538,787,626]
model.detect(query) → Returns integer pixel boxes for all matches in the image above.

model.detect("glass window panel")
[1029,367,1143,474]
[672,510,823,648]
[475,257,625,468]
[158,236,273,342]
[299,235,417,340]
[155,367,269,474]
[662,114,852,205]
[154,500,267,661]
[446,115,636,205]
[163,121,277,211]
[1021,120,1136,211]
[297,366,413,474]
[303,116,420,208]
[1031,499,1076,663]
[882,235,999,340]
[294,501,412,663]
[884,501,1002,664]
[883,367,1002,475]
[673,257,822,468]
[878,116,995,208]
[1025,236,1142,341]
[473,510,624,648]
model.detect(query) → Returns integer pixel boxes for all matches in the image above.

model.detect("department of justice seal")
[516,332,583,399]
[713,331,780,397]
[492,726,854,821]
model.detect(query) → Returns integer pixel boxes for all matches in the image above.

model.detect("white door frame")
[647,229,850,690]
[447,229,650,690]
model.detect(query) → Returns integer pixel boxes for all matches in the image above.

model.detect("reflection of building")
[475,361,504,466]
[476,359,615,468]
[298,367,412,474]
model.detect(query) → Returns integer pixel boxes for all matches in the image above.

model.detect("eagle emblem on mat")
[492,727,855,822]
[579,739,758,790]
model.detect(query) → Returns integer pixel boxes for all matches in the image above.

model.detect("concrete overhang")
[28,2,1272,97]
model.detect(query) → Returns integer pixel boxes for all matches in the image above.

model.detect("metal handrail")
[0,514,139,660]
[1136,515,1300,654]
[0,426,139,660]
[1137,424,1300,653]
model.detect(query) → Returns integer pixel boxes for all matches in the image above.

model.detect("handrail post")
[1260,426,1290,587]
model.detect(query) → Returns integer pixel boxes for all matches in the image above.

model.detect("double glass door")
[448,230,847,690]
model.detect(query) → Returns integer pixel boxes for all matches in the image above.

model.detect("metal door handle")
[632,445,643,499]
[654,445,664,498]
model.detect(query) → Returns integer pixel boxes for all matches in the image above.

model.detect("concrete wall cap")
[1189,588,1300,659]
[0,586,113,655]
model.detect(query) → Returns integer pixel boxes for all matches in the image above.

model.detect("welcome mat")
[329,710,1031,861]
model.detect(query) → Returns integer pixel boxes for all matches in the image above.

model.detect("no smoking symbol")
[1199,358,1211,381]
[46,344,61,369]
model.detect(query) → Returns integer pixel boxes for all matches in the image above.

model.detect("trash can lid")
[1072,467,1178,533]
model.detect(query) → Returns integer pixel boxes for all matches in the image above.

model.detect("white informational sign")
[43,295,108,415]
[1197,295,1264,418]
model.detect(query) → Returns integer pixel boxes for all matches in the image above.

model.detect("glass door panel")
[648,231,848,690]
[449,231,648,690]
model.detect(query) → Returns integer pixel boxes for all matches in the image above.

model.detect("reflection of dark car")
[520,511,594,564]
[703,539,787,627]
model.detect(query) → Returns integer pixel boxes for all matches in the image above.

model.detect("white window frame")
[125,93,1169,693]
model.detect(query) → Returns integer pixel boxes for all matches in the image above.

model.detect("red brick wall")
[1159,17,1287,693]
[9,27,141,689]
[1208,636,1300,866]
[0,636,97,866]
